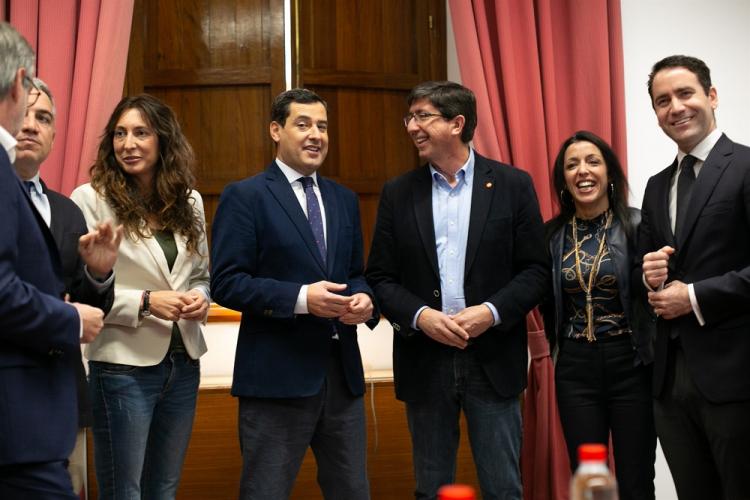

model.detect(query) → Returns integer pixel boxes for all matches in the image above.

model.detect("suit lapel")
[675,135,732,249]
[413,166,439,279]
[653,164,677,247]
[40,181,64,245]
[17,176,63,270]
[465,156,495,277]
[320,177,338,276]
[265,162,327,273]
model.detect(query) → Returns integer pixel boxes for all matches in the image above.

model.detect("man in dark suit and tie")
[365,81,548,499]
[0,22,106,499]
[638,55,750,499]
[211,88,377,499]
[13,77,120,495]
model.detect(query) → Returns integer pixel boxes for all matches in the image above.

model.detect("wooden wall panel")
[149,86,274,193]
[87,382,481,499]
[126,0,444,251]
[126,0,285,239]
[297,0,446,258]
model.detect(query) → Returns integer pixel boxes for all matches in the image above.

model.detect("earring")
[608,183,615,197]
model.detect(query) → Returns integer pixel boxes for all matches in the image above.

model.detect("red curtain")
[449,0,627,221]
[449,1,628,499]
[7,0,134,195]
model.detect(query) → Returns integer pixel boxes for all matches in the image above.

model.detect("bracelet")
[140,290,152,317]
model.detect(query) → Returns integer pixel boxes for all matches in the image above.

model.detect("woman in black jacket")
[544,130,656,500]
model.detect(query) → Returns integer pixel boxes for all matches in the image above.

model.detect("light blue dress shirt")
[412,149,500,329]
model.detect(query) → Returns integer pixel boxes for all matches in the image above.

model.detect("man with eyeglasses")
[366,81,548,499]
[13,77,121,496]
[0,22,109,498]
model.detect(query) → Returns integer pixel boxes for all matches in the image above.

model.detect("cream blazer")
[71,183,209,365]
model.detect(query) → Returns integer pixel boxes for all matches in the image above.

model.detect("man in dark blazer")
[211,88,377,500]
[0,22,105,499]
[13,77,119,495]
[638,55,750,499]
[366,81,548,500]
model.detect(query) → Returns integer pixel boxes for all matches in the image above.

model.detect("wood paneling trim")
[302,69,421,90]
[143,67,273,88]
[207,303,241,323]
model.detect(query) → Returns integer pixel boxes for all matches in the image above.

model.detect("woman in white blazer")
[71,94,209,500]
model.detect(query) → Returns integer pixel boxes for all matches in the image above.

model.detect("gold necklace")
[571,211,613,342]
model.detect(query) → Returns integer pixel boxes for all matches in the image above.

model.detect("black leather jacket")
[543,208,655,365]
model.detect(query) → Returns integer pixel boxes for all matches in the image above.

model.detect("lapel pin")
[485,181,493,189]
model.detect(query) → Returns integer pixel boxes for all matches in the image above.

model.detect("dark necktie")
[675,155,697,241]
[299,177,326,262]
[23,181,34,195]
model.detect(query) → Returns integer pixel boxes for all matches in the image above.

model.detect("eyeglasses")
[403,111,443,127]
[23,75,41,109]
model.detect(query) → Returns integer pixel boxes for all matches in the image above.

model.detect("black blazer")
[636,134,750,402]
[43,181,114,427]
[544,208,655,365]
[366,151,549,402]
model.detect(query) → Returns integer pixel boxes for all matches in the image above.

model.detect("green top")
[152,229,187,354]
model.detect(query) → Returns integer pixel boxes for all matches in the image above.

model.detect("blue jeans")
[89,351,200,500]
[406,348,522,500]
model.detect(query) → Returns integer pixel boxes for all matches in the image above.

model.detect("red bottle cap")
[437,484,476,500]
[578,443,607,462]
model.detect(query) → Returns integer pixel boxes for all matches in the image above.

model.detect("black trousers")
[555,335,656,500]
[654,338,750,500]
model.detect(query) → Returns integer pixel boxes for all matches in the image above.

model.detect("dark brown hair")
[90,94,204,253]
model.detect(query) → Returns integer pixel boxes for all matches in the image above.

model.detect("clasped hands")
[149,289,210,322]
[643,245,692,319]
[416,305,494,349]
[306,280,373,325]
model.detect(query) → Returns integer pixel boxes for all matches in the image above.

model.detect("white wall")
[622,0,750,207]
[446,1,750,207]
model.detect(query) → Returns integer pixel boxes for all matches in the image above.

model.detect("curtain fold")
[449,2,628,499]
[7,0,134,195]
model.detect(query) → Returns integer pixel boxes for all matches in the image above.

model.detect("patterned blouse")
[561,211,629,341]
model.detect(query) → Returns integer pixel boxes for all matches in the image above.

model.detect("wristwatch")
[140,290,152,317]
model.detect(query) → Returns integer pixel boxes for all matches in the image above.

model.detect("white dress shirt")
[275,159,328,315]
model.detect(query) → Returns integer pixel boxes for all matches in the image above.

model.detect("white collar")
[275,158,319,186]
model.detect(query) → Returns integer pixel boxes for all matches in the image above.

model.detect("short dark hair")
[547,130,632,240]
[407,81,477,143]
[271,88,327,126]
[648,55,712,101]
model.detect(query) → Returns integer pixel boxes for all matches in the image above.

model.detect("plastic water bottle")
[570,443,618,500]
[437,484,476,500]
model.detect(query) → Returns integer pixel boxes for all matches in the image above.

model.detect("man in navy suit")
[638,55,750,499]
[366,81,548,499]
[211,88,377,499]
[13,77,120,495]
[0,22,105,499]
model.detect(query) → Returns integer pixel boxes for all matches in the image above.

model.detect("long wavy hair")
[90,94,204,254]
[546,130,633,243]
